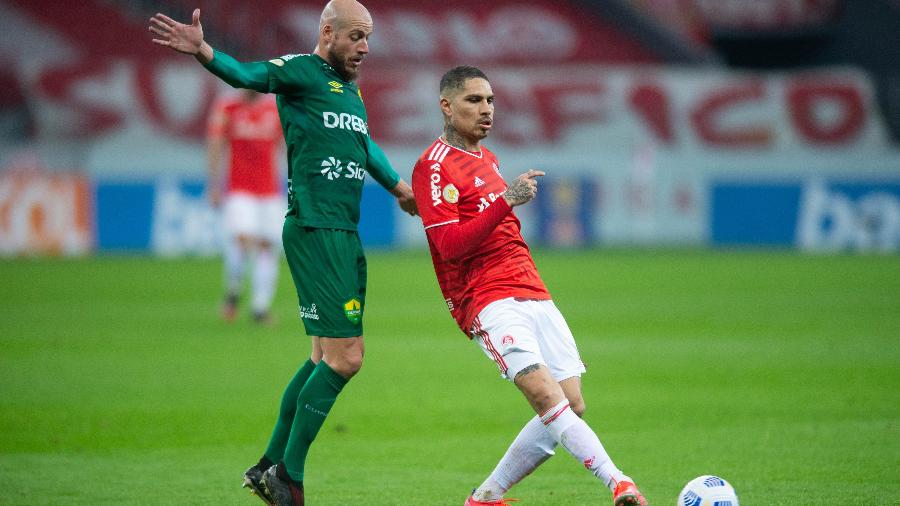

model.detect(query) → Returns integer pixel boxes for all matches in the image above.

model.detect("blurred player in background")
[150,1,417,505]
[411,66,648,506]
[207,89,283,325]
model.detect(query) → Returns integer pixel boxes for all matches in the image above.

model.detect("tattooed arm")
[503,170,546,207]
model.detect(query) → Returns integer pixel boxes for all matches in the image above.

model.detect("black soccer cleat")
[261,463,304,506]
[253,310,274,326]
[242,460,275,505]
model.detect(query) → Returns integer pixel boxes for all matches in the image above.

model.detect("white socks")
[473,416,556,501]
[474,399,629,501]
[541,399,629,490]
[224,239,246,295]
[251,246,278,313]
[224,240,278,314]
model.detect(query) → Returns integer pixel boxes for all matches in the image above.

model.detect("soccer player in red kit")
[208,89,283,324]
[411,66,648,506]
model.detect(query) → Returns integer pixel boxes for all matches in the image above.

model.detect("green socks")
[263,359,316,463]
[283,360,348,482]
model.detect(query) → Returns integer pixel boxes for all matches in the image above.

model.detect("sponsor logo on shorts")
[299,303,319,320]
[502,335,515,346]
[343,298,362,324]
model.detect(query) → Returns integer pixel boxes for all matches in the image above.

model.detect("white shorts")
[471,297,586,382]
[223,192,284,244]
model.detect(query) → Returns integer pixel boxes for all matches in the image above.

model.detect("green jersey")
[205,51,399,231]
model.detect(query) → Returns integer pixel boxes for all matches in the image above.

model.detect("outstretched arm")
[149,9,213,64]
[149,9,269,91]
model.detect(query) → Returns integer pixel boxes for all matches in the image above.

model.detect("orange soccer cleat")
[613,480,648,506]
[464,495,519,506]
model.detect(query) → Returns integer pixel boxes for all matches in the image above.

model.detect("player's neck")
[442,127,481,153]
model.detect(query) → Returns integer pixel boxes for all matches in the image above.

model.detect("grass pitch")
[0,249,898,505]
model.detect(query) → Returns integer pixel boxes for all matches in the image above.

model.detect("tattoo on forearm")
[515,363,543,379]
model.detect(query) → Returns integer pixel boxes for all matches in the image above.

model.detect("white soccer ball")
[676,475,739,506]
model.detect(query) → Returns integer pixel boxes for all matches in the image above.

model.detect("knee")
[569,398,586,418]
[343,354,364,377]
[526,383,566,415]
[329,353,364,379]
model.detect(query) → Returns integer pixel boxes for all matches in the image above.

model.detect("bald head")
[320,0,372,31]
[314,0,374,81]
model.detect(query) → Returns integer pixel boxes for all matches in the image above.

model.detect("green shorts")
[282,217,366,337]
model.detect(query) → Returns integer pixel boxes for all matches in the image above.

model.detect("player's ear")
[322,24,334,44]
[439,96,452,117]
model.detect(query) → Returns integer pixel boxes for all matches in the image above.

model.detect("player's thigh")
[282,221,365,338]
[534,300,586,382]
[472,297,544,381]
[223,193,256,239]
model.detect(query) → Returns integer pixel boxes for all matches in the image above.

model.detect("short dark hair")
[439,66,489,96]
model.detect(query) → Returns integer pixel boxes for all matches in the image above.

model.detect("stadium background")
[1,0,899,504]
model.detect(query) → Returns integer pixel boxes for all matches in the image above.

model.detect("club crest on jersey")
[442,184,459,204]
[328,80,344,94]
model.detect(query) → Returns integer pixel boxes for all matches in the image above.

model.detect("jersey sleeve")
[264,54,314,95]
[412,158,459,229]
[365,138,400,190]
[204,50,270,92]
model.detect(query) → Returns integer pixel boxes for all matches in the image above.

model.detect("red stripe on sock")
[542,403,570,426]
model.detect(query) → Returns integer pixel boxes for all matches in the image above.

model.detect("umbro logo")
[474,176,485,187]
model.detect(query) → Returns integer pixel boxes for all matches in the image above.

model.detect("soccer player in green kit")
[150,2,417,505]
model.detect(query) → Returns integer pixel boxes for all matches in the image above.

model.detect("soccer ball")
[676,475,739,506]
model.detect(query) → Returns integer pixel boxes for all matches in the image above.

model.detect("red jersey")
[207,93,282,196]
[412,138,550,335]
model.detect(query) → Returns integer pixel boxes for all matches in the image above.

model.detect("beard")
[327,47,360,82]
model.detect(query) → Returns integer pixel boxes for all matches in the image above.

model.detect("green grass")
[1,250,898,505]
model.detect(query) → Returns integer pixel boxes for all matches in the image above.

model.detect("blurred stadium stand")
[1,0,898,255]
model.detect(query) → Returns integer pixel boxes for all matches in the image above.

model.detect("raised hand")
[503,170,545,207]
[149,9,205,56]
